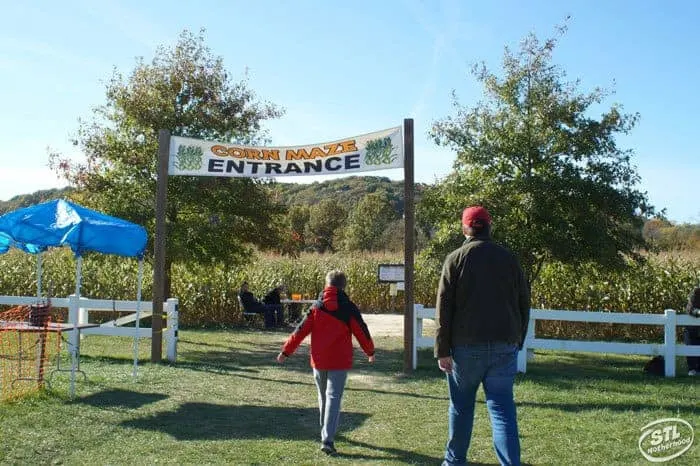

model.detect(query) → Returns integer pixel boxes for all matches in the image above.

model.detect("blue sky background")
[1,0,698,222]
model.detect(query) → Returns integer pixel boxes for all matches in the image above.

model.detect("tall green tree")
[344,193,397,251]
[276,204,310,257]
[288,205,311,247]
[306,199,346,253]
[50,30,285,294]
[422,26,655,284]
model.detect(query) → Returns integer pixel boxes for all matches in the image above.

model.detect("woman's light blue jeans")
[313,369,348,445]
[443,342,520,466]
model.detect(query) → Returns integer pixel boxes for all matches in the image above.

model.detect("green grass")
[1,330,698,465]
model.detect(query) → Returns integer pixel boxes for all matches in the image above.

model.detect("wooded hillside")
[271,176,427,216]
[2,179,696,252]
[0,187,74,214]
[1,177,424,218]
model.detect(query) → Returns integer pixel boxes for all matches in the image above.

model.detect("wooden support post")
[403,118,415,373]
[152,129,170,362]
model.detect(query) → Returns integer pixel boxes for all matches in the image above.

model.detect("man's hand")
[438,356,453,374]
[276,353,287,364]
[368,355,375,363]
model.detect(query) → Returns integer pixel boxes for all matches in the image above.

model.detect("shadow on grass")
[334,435,444,464]
[176,338,238,350]
[520,351,698,392]
[176,340,449,401]
[120,403,368,441]
[174,329,447,383]
[79,354,134,365]
[76,389,168,409]
[79,353,261,375]
[225,371,449,401]
[334,436,529,466]
[180,341,449,400]
[517,398,697,416]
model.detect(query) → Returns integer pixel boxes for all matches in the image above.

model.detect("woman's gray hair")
[325,270,347,289]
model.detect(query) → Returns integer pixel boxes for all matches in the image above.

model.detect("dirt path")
[362,313,435,337]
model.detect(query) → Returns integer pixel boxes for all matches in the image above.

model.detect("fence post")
[412,304,423,370]
[78,297,88,340]
[78,298,88,325]
[165,298,179,363]
[663,309,677,377]
[518,317,535,373]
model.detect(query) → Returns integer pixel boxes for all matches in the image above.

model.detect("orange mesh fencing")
[0,305,62,402]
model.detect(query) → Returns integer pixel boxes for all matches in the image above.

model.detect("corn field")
[0,249,697,340]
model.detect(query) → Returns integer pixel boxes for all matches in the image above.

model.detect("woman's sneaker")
[320,442,337,456]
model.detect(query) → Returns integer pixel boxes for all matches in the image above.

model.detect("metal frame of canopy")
[71,255,145,379]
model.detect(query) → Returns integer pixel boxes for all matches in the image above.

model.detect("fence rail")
[413,305,700,377]
[0,295,178,362]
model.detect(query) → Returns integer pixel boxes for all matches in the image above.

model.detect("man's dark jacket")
[263,288,282,306]
[239,290,263,312]
[435,234,530,358]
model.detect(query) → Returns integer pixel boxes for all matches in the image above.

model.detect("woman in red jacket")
[277,270,375,456]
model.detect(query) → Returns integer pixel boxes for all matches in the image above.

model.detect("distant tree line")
[643,218,700,251]
[0,187,74,215]
[4,182,695,258]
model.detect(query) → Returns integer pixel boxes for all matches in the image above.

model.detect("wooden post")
[152,129,170,362]
[403,118,415,373]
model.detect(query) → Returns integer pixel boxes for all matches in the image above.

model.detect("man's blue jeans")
[443,343,520,466]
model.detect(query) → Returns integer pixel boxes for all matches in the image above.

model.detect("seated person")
[262,284,286,327]
[238,282,277,329]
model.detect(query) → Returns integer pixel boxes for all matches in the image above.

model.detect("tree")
[306,199,346,253]
[288,205,310,247]
[422,25,655,284]
[276,204,310,256]
[50,29,285,295]
[642,218,669,250]
[344,193,397,251]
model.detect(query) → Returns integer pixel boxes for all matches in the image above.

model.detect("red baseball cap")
[462,206,492,227]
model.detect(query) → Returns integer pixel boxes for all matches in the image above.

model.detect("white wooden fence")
[413,304,700,377]
[0,295,178,362]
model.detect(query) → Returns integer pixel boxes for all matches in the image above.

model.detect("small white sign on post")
[378,264,405,283]
[388,282,405,296]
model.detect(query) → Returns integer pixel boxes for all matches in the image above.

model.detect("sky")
[1,0,698,223]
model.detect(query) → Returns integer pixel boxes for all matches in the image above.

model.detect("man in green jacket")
[435,206,530,466]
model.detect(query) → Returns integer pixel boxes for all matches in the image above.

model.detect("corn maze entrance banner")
[168,127,403,177]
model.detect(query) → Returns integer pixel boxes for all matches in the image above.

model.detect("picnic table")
[281,298,317,323]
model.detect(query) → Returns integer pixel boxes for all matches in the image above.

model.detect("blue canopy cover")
[0,199,147,258]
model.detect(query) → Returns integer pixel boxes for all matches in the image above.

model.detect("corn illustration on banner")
[168,126,403,177]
